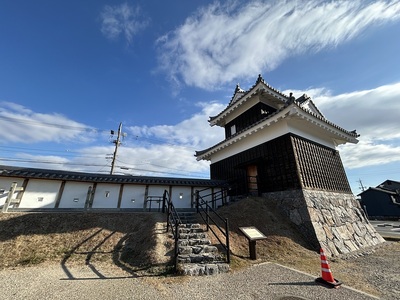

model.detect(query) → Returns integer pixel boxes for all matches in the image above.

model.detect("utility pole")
[110,122,123,175]
[358,179,366,192]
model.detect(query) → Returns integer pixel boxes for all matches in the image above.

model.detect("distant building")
[359,180,400,220]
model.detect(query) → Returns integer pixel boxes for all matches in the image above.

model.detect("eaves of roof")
[209,74,288,125]
[196,101,359,160]
[0,165,226,187]
[358,187,397,196]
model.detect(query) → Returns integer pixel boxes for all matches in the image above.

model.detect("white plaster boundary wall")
[120,185,146,209]
[59,182,91,209]
[0,175,222,211]
[19,179,61,209]
[92,184,120,209]
[170,186,192,209]
[0,178,25,208]
[263,189,385,257]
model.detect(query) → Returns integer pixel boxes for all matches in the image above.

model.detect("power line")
[115,158,209,178]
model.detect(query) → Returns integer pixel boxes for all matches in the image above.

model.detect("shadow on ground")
[0,212,173,278]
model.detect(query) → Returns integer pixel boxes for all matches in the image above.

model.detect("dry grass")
[0,198,399,298]
[0,212,174,275]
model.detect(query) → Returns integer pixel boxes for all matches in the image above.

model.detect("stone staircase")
[176,212,230,276]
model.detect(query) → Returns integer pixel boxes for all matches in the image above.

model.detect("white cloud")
[298,82,400,142]
[157,0,400,90]
[338,141,400,169]
[127,102,225,149]
[290,82,400,169]
[100,2,149,45]
[0,101,225,178]
[0,102,96,144]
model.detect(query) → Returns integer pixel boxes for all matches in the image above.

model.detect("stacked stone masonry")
[263,189,385,257]
[177,223,230,276]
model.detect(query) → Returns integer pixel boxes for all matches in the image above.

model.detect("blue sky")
[1,0,400,194]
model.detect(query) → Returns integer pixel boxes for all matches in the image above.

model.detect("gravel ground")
[0,261,379,300]
[336,241,400,300]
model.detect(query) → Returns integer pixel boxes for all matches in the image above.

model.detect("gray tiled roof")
[0,165,226,187]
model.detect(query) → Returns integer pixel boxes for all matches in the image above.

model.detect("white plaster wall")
[146,185,168,210]
[286,118,337,148]
[120,185,146,209]
[0,177,25,207]
[211,121,288,163]
[19,179,61,208]
[58,182,92,208]
[91,184,120,208]
[170,186,193,208]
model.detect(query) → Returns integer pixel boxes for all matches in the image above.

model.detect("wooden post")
[249,240,257,260]
[239,227,267,261]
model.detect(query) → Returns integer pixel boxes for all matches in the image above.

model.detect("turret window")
[231,125,236,135]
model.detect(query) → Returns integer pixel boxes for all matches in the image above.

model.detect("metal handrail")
[195,190,230,264]
[145,195,163,212]
[162,190,181,272]
[195,186,228,209]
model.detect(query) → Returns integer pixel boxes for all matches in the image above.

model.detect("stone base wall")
[262,189,385,257]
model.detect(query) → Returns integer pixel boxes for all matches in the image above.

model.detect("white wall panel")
[120,185,146,209]
[19,179,60,208]
[91,184,120,208]
[170,186,192,208]
[59,182,92,208]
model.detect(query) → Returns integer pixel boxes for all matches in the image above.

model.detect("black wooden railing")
[195,190,230,264]
[162,190,181,272]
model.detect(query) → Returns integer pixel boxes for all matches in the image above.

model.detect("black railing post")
[195,190,199,213]
[206,202,209,232]
[162,190,166,213]
[174,221,179,273]
[166,192,171,232]
[225,218,230,264]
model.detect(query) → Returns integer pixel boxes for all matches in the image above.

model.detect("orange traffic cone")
[315,248,342,288]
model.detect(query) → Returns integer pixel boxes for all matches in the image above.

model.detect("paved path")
[370,220,400,240]
[1,262,378,300]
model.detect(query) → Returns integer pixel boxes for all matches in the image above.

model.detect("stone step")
[178,227,204,234]
[178,238,211,247]
[178,245,218,255]
[177,253,217,264]
[174,220,229,276]
[177,213,197,221]
[179,232,207,240]
[178,263,230,276]
[179,223,201,229]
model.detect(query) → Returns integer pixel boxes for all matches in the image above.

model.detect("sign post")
[239,226,267,260]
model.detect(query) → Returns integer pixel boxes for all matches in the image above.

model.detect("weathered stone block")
[204,264,219,275]
[178,246,192,255]
[192,246,204,254]
[344,239,358,252]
